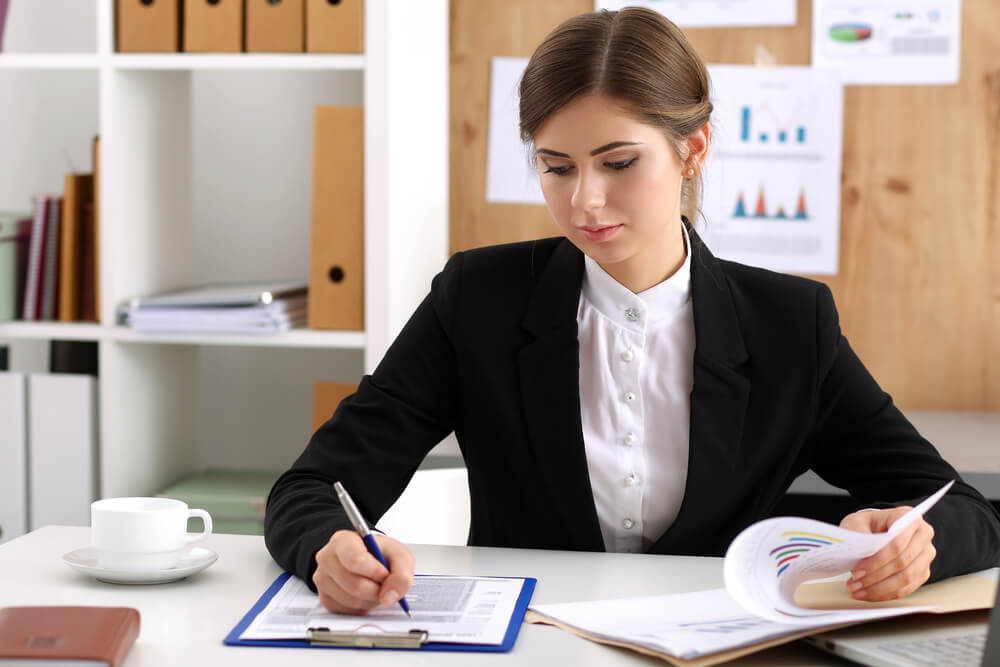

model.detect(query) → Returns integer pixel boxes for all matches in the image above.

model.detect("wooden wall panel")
[450,0,1000,411]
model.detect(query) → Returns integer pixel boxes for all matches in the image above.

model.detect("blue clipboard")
[224,572,537,653]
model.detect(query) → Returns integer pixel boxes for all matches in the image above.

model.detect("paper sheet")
[485,56,543,205]
[239,574,525,645]
[699,64,844,275]
[811,0,962,85]
[723,481,953,624]
[594,1,797,28]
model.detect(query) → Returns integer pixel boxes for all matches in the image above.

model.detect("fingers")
[375,535,415,608]
[313,530,390,614]
[313,530,416,614]
[839,506,909,534]
[846,516,936,602]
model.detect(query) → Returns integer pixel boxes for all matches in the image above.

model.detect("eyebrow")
[535,141,641,159]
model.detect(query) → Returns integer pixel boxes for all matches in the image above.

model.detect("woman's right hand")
[313,529,415,614]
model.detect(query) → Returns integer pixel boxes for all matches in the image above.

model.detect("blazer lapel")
[517,239,605,551]
[652,226,751,551]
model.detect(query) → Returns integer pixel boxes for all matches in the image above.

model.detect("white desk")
[0,526,852,666]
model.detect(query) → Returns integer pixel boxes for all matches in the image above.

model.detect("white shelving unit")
[0,0,448,500]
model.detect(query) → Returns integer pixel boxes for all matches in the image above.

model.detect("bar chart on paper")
[701,65,844,275]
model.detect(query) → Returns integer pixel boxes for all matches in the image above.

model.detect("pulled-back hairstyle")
[519,7,713,222]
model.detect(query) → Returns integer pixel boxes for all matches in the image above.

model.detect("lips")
[578,224,623,242]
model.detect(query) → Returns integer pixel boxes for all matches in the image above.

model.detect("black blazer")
[265,227,1000,586]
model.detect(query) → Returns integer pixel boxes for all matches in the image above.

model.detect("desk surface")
[0,526,853,666]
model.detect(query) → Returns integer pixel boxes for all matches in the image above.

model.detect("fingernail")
[853,589,867,599]
[847,580,863,592]
[382,590,400,606]
[853,569,866,580]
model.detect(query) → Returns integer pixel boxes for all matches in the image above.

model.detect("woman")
[264,8,1000,615]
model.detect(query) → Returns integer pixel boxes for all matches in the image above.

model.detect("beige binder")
[312,381,358,432]
[246,0,303,52]
[183,0,243,53]
[305,0,363,53]
[308,106,364,331]
[526,574,998,667]
[116,0,181,52]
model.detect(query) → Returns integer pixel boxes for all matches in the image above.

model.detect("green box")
[157,469,281,536]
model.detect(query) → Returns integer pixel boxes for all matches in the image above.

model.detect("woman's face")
[533,92,706,291]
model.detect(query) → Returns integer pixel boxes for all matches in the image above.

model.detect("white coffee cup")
[90,497,213,571]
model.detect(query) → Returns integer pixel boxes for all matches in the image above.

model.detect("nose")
[570,169,606,213]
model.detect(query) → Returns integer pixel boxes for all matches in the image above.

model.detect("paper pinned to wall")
[595,0,796,28]
[811,0,962,85]
[700,64,844,275]
[485,56,543,206]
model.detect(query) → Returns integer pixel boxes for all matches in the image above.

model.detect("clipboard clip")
[306,624,429,648]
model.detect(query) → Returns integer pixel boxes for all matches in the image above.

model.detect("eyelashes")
[542,157,638,176]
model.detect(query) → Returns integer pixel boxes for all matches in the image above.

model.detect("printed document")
[240,575,526,645]
[529,481,957,660]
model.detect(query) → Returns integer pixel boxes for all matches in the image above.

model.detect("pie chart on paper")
[828,23,873,42]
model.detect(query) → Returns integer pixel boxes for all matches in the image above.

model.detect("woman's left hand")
[839,506,936,601]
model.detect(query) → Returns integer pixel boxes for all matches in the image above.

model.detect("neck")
[600,218,687,293]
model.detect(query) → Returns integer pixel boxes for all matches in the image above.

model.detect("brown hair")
[519,7,713,223]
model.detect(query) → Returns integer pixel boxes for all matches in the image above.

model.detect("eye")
[543,164,573,176]
[606,157,637,170]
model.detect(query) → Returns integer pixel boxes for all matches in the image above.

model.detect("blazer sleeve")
[806,284,1000,581]
[263,252,465,586]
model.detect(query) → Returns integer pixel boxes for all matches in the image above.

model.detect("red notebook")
[0,606,140,666]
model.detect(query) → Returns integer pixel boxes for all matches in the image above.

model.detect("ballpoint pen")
[333,481,412,618]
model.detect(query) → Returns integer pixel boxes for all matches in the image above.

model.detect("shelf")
[0,322,366,349]
[0,54,101,70]
[110,53,365,71]
[108,326,366,349]
[0,322,103,341]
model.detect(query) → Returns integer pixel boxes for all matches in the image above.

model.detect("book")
[525,482,993,666]
[0,606,139,666]
[39,196,63,321]
[0,0,9,52]
[121,281,308,334]
[78,202,96,322]
[125,280,307,309]
[91,136,101,321]
[21,196,50,321]
[0,212,30,322]
[59,173,95,322]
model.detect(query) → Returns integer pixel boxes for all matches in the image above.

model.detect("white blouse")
[577,224,696,553]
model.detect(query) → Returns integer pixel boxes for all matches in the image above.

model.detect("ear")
[685,122,711,170]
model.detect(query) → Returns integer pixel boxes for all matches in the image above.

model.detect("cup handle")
[185,509,213,544]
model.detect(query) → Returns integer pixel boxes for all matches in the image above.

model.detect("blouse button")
[624,307,641,322]
[623,518,635,530]
[623,391,636,403]
[624,474,637,487]
[621,348,635,362]
[624,432,636,446]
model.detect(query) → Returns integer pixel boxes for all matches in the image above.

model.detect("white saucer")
[62,546,218,585]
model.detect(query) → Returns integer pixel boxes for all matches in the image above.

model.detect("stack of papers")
[120,281,308,334]
[526,482,997,665]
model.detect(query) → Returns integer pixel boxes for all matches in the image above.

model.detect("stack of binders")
[121,281,308,334]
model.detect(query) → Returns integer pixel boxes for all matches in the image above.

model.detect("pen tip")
[406,610,412,618]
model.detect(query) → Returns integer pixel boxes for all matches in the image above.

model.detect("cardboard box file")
[312,381,357,432]
[305,0,363,53]
[117,0,181,52]
[157,469,281,536]
[183,0,243,53]
[246,0,304,52]
[308,106,364,330]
